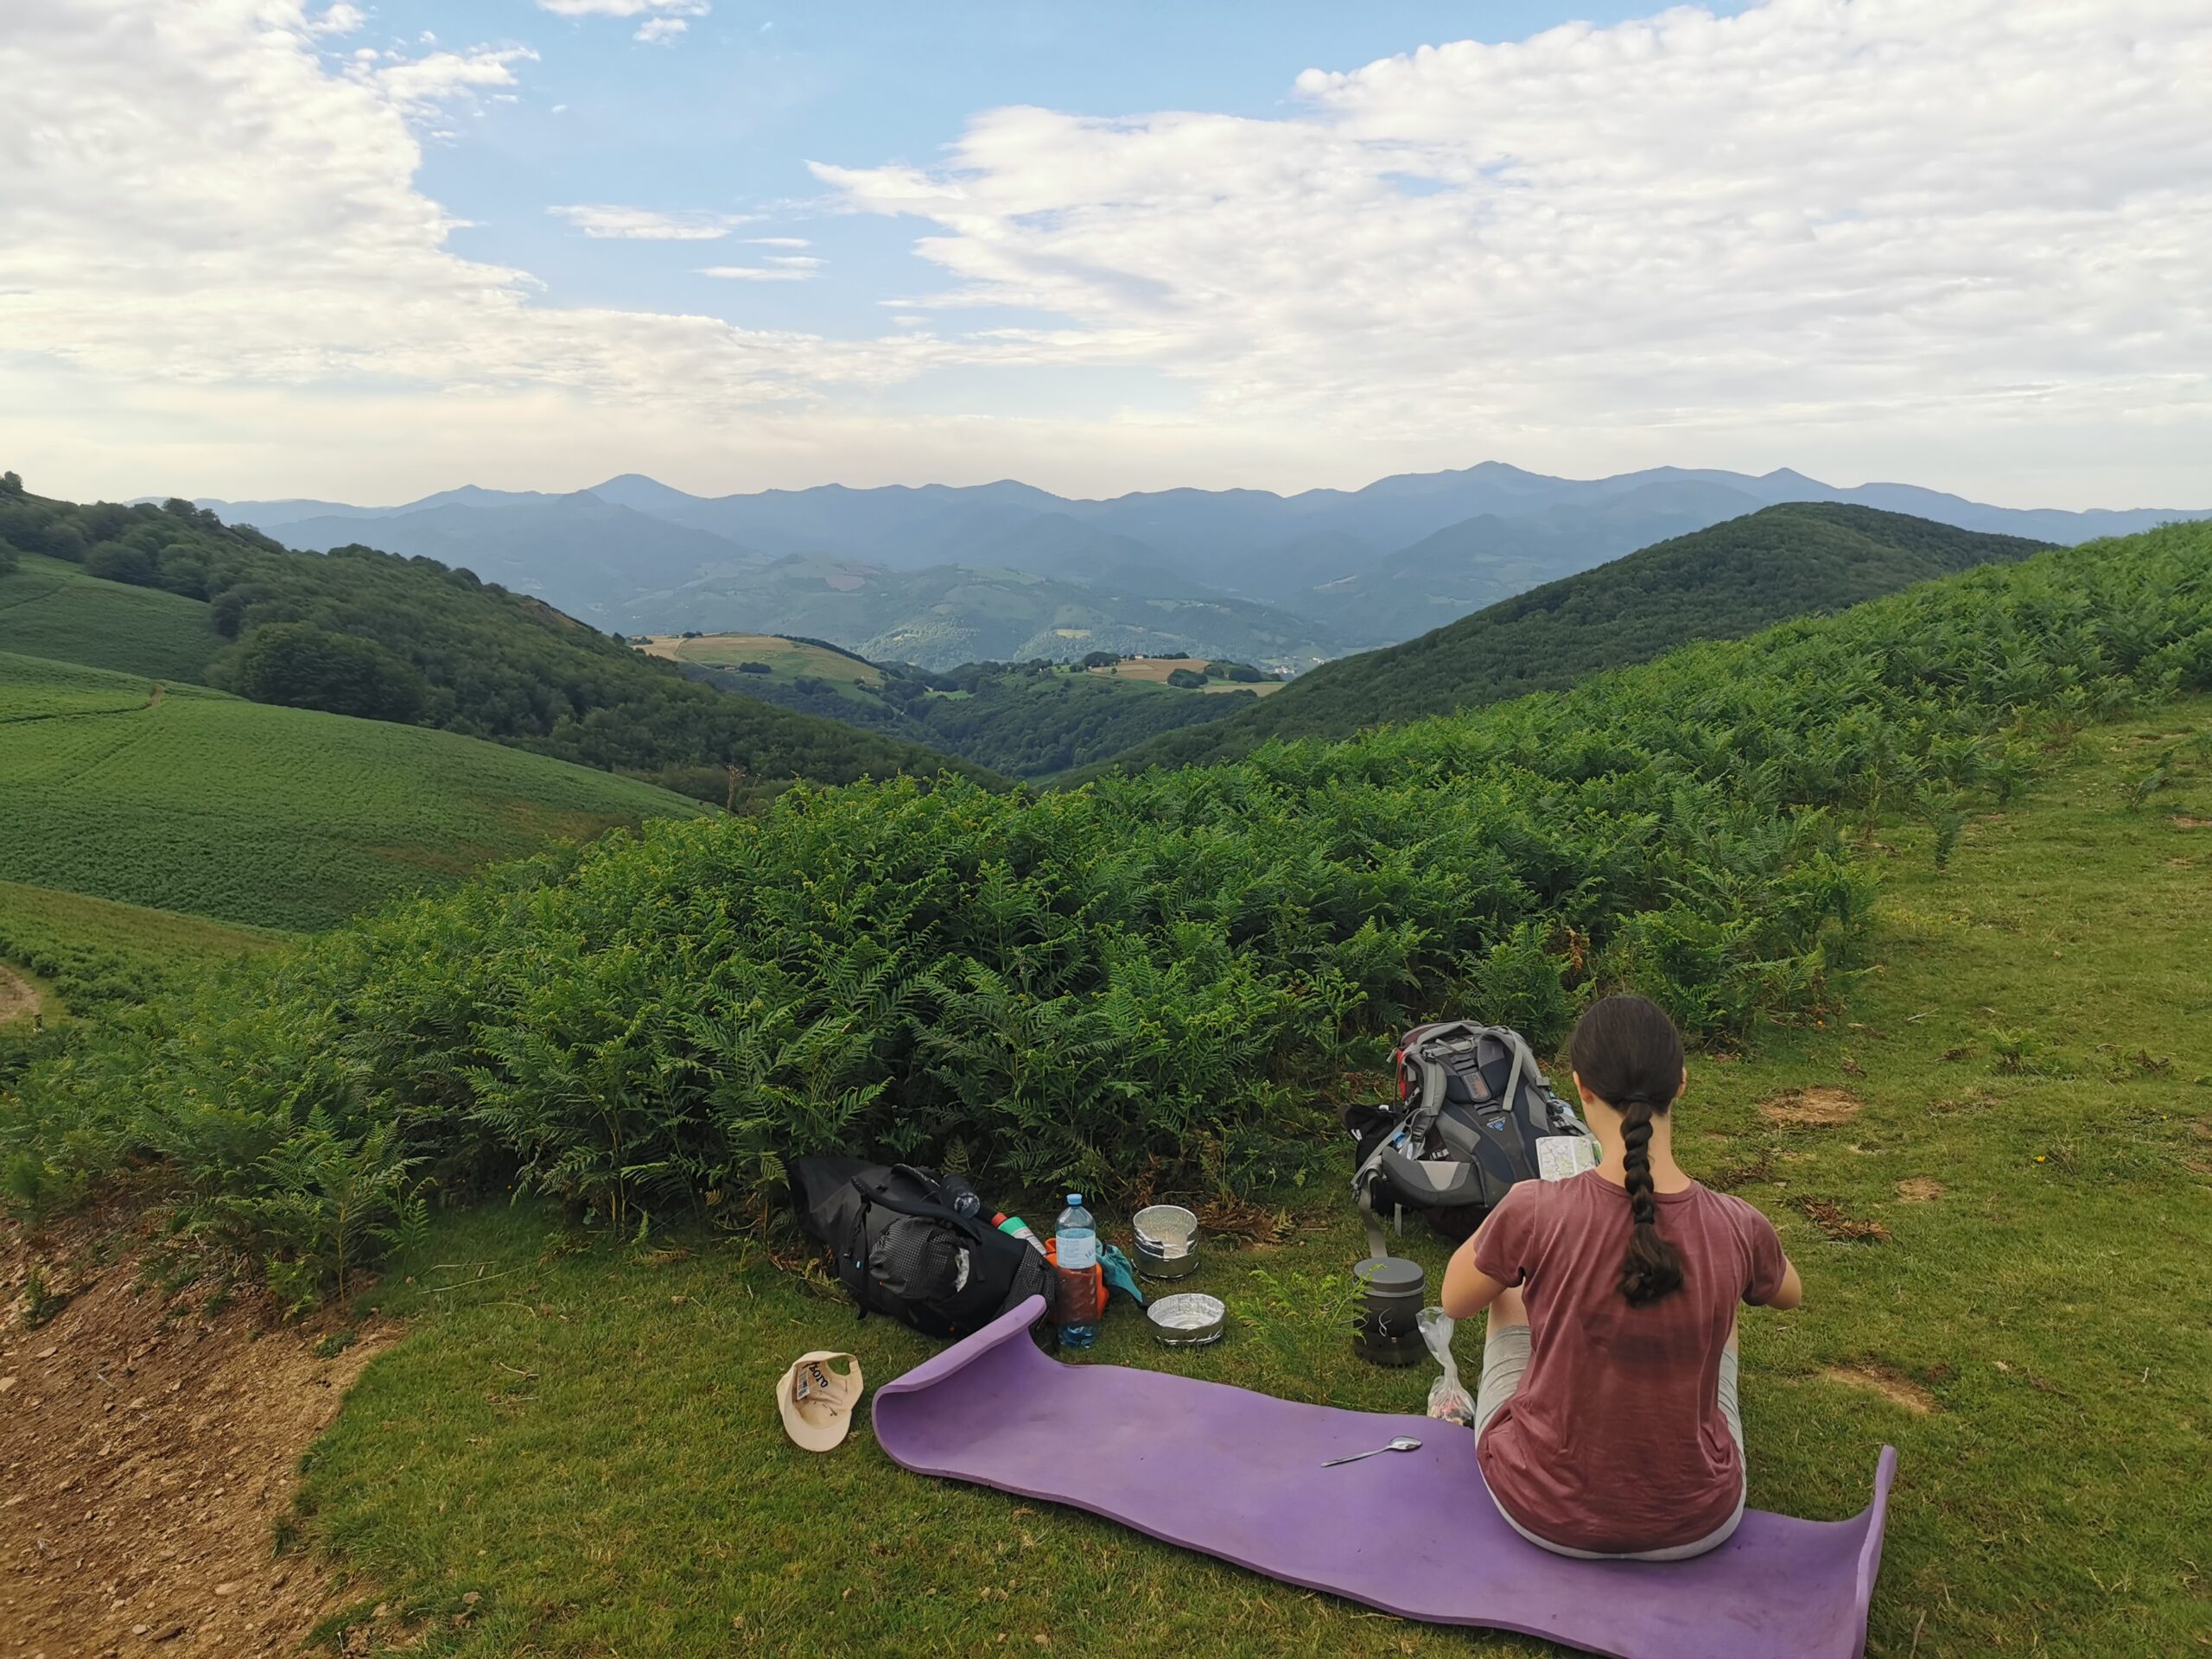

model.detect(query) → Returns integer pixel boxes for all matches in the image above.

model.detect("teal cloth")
[1098,1244,1147,1306]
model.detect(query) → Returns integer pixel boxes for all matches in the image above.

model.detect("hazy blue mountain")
[271,492,764,620]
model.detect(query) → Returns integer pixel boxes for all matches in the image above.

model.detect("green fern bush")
[3,523,2205,1299]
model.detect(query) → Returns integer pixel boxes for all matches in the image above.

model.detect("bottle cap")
[1068,1193,1084,1206]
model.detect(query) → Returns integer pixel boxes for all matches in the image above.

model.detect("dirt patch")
[1797,1197,1891,1243]
[0,963,38,1027]
[1821,1363,1938,1414]
[1895,1178,1946,1202]
[1,1207,396,1656]
[1758,1087,1866,1128]
[1705,1147,1778,1192]
[2171,816,2211,830]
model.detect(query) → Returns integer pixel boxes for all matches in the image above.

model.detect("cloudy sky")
[4,0,2207,507]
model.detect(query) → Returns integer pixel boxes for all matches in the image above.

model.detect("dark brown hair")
[1569,994,1686,1306]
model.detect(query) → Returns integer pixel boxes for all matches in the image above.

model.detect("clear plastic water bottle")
[1054,1193,1100,1350]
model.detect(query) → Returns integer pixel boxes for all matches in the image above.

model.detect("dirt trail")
[1,1205,395,1656]
[0,963,39,1027]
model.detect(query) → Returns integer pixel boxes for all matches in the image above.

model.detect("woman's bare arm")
[1764,1255,1804,1310]
[1440,1222,1513,1319]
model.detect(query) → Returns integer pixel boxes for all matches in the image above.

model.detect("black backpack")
[791,1158,1054,1340]
[1343,1021,1592,1252]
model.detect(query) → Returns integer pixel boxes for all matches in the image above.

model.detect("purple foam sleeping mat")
[874,1298,1897,1659]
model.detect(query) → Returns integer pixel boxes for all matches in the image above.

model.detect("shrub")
[225,623,429,723]
[1166,668,1208,689]
[737,662,772,675]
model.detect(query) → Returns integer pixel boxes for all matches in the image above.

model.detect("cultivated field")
[0,552,222,682]
[638,632,882,687]
[0,651,707,931]
[1086,655,1287,693]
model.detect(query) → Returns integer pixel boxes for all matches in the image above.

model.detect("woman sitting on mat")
[1440,993,1802,1560]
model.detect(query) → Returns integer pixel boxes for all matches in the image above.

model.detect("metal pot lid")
[1353,1255,1427,1294]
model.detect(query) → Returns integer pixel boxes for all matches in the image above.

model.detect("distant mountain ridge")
[188,463,2206,664]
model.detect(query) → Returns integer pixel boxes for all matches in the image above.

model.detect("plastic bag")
[1419,1306,1477,1427]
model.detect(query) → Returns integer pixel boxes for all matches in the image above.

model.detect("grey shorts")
[1471,1321,1747,1560]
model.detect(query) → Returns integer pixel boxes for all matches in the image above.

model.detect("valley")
[214,462,2207,673]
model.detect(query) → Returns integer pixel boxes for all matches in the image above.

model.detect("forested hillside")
[7,520,2203,1290]
[1077,504,2051,777]
[666,641,1260,777]
[0,474,990,805]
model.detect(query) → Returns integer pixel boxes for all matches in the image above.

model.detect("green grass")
[0,551,223,681]
[0,877,283,1018]
[296,702,2212,1658]
[0,650,710,931]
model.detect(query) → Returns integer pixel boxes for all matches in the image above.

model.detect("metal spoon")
[1320,1435,1423,1467]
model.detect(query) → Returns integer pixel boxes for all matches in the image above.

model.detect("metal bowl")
[1147,1292,1226,1348]
[1132,1205,1199,1280]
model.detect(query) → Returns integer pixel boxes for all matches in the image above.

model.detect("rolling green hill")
[0,551,222,681]
[0,650,709,931]
[0,479,992,806]
[1077,504,2052,778]
[5,523,2208,1655]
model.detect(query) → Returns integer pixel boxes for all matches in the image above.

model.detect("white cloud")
[550,203,745,239]
[537,0,707,17]
[3,0,2209,506]
[307,3,364,35]
[746,236,810,249]
[0,2,935,429]
[634,17,686,44]
[701,264,815,283]
[817,0,2212,477]
[359,44,535,115]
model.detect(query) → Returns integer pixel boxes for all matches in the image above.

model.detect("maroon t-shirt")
[1473,1171,1789,1553]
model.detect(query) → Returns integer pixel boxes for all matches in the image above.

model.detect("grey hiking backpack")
[1342,1021,1592,1255]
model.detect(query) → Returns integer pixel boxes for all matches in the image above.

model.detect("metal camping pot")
[1131,1205,1200,1280]
[1146,1292,1226,1348]
[1351,1255,1427,1367]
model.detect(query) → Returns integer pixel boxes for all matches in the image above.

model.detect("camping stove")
[1351,1255,1428,1367]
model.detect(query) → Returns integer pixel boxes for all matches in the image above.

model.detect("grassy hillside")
[0,879,279,1019]
[1082,504,2050,778]
[289,702,2212,1658]
[5,520,2202,1261]
[3,523,2205,1655]
[0,651,708,931]
[0,480,991,806]
[0,551,223,681]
